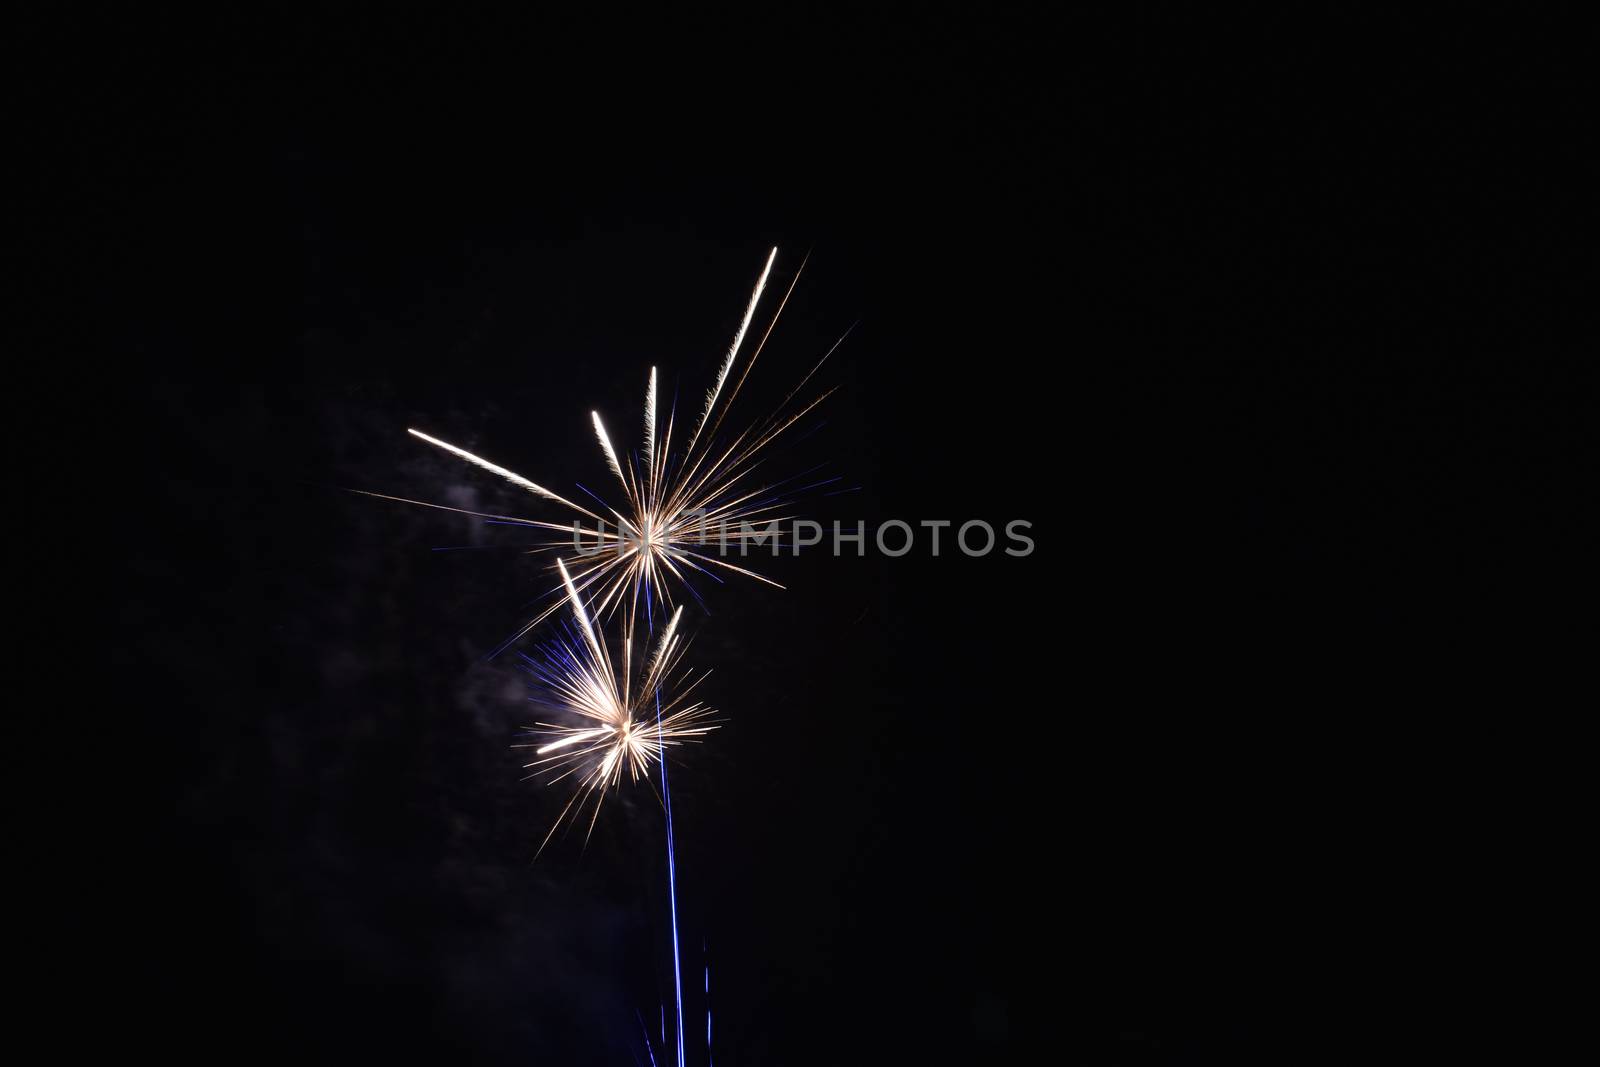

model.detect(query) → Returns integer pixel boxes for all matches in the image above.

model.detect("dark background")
[26,10,1579,1066]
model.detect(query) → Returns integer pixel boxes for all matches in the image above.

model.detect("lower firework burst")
[515,559,718,854]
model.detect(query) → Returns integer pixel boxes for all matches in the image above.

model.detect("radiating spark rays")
[518,575,717,854]
[391,247,846,648]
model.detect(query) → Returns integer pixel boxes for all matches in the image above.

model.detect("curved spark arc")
[391,246,847,650]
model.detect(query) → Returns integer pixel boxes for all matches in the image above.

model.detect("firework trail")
[659,685,686,1067]
[519,561,706,1066]
[370,248,842,1064]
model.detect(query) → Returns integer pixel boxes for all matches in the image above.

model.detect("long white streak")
[765,322,855,431]
[408,428,599,518]
[644,606,685,691]
[344,488,573,529]
[556,558,601,658]
[687,247,776,456]
[644,366,658,469]
[680,550,788,587]
[657,395,678,511]
[710,249,808,442]
[591,411,629,494]
[536,727,612,755]
[623,636,633,712]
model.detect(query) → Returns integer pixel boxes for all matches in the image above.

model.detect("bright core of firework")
[359,247,850,649]
[516,559,718,852]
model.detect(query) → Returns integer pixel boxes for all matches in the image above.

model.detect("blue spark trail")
[656,687,686,1067]
[635,1010,659,1067]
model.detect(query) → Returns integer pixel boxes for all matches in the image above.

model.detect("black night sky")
[33,11,1578,1066]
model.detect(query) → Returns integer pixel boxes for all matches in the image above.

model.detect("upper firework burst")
[375,247,846,648]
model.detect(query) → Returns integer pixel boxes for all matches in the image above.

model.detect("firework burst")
[357,247,850,650]
[515,559,718,854]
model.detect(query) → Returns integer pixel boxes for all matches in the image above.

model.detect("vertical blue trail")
[656,687,686,1067]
